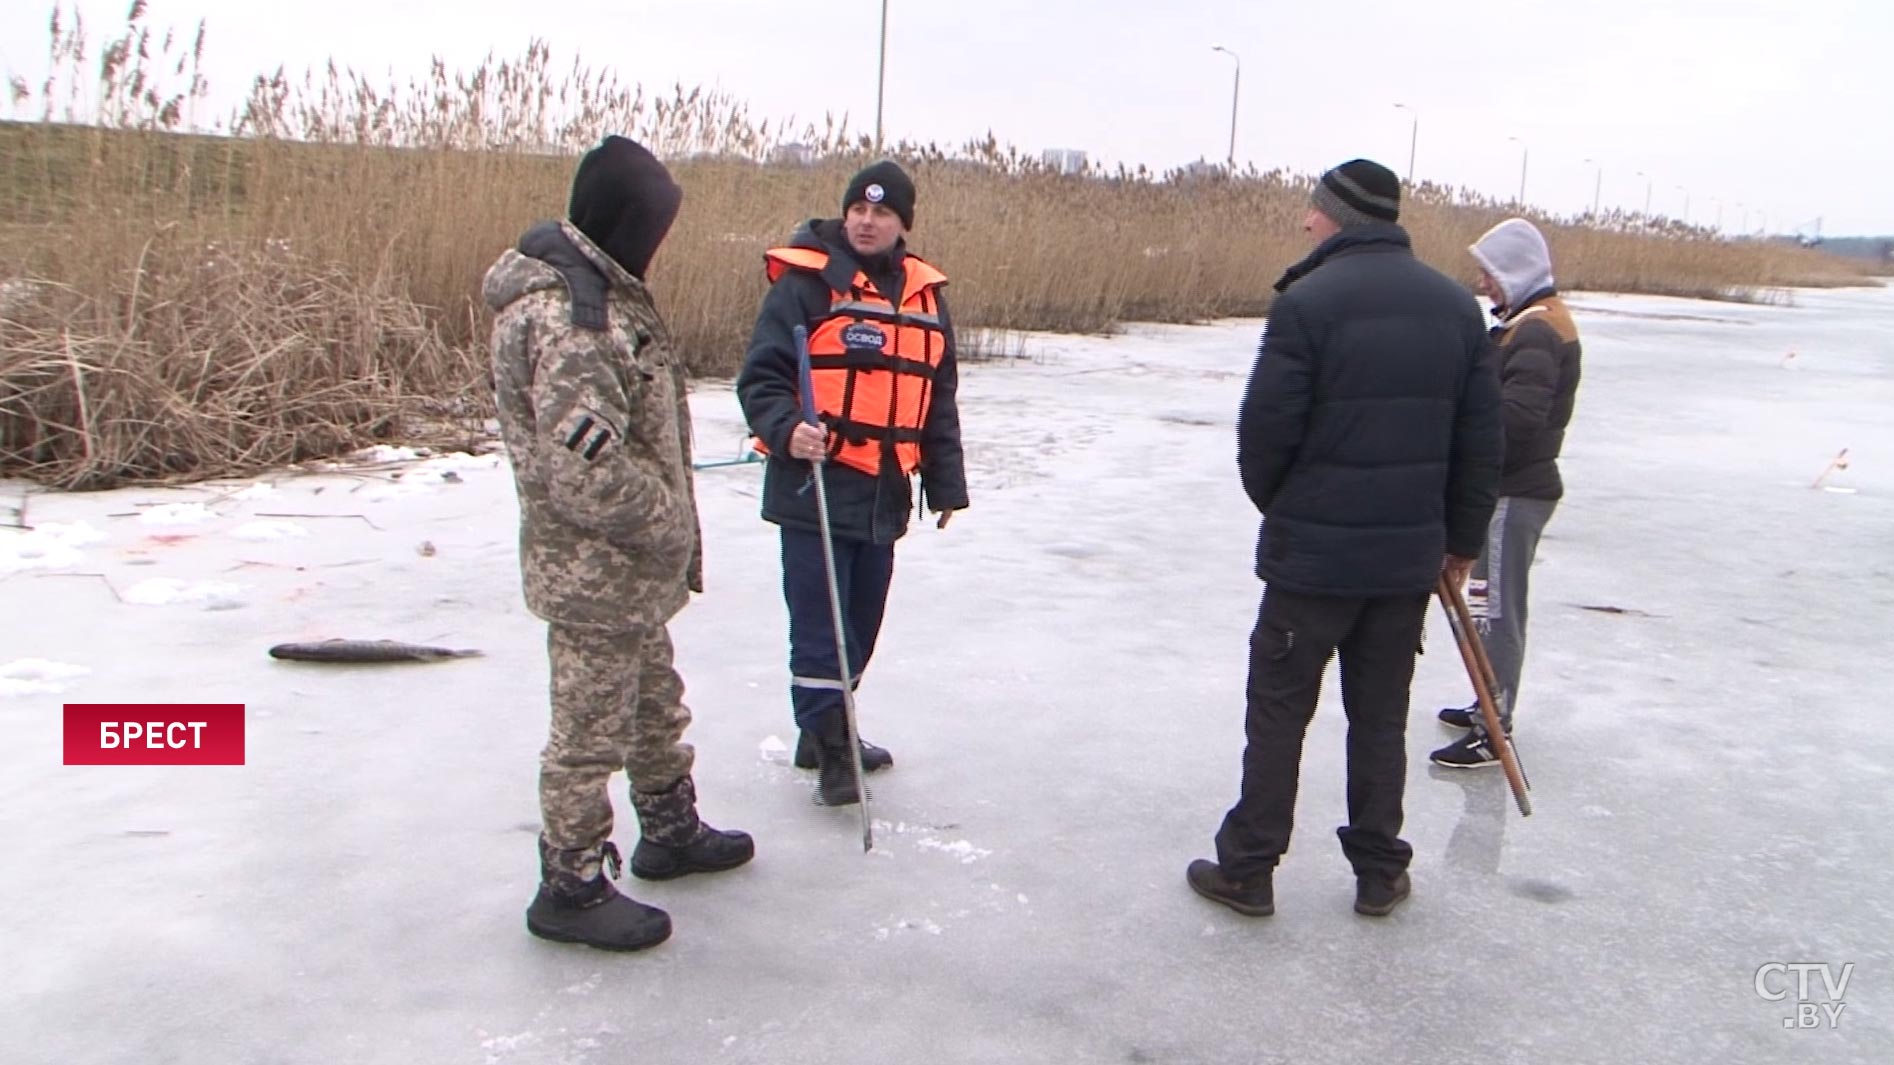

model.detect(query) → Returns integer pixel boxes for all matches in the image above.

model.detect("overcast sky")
[6,0,1891,235]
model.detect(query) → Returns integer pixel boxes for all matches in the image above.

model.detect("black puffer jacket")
[1238,224,1503,596]
[736,219,968,544]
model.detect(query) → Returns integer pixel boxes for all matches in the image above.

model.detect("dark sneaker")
[1437,703,1478,730]
[794,730,893,772]
[1354,872,1412,917]
[1185,859,1275,917]
[1430,730,1506,769]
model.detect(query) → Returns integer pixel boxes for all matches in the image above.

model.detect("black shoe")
[1185,859,1275,917]
[1437,703,1477,730]
[1354,871,1412,917]
[794,730,893,772]
[814,740,865,807]
[628,776,755,881]
[1431,730,1507,769]
[526,841,671,951]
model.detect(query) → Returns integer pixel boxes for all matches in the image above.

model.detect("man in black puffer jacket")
[1188,159,1503,921]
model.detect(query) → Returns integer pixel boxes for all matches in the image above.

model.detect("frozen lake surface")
[3,283,1890,1064]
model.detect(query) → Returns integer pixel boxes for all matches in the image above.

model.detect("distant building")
[1042,148,1087,175]
[1173,159,1225,184]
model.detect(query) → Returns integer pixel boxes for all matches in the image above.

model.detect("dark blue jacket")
[1239,224,1503,596]
[736,219,969,545]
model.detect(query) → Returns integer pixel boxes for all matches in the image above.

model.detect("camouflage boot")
[628,775,755,881]
[525,836,671,951]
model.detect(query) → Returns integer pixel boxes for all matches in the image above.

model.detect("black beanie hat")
[842,160,916,229]
[1311,158,1401,227]
[567,135,684,280]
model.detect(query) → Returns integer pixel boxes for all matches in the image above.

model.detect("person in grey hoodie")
[1432,218,1583,768]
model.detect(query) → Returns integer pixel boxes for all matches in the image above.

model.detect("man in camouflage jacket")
[484,136,752,953]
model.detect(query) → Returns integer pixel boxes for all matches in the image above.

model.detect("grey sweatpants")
[1467,496,1557,732]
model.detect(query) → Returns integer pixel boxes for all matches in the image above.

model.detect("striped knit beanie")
[1310,158,1401,227]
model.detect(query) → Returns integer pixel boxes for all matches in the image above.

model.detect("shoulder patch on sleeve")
[556,406,621,462]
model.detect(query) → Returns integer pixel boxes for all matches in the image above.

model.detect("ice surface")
[230,519,310,542]
[0,658,91,698]
[136,502,214,526]
[0,520,109,573]
[121,578,248,608]
[2,284,1891,1064]
[351,444,426,464]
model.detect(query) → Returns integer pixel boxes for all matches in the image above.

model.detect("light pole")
[1738,201,1749,234]
[1636,170,1653,216]
[1583,157,1603,218]
[1211,45,1240,168]
[1394,103,1417,186]
[874,0,889,152]
[1508,136,1528,204]
[1676,185,1690,223]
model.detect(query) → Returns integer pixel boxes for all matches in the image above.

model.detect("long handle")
[795,325,874,852]
[1436,575,1533,817]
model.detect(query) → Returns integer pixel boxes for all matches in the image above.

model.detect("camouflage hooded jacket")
[483,220,702,628]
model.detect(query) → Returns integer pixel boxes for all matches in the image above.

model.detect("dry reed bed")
[0,3,1872,489]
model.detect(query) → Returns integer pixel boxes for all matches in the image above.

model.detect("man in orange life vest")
[736,160,969,807]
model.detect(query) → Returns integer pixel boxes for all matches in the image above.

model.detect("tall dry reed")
[0,2,1872,488]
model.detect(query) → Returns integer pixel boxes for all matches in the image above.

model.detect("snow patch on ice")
[232,482,279,501]
[0,658,91,698]
[123,578,247,608]
[758,734,790,764]
[1,521,109,573]
[917,838,992,864]
[137,502,214,526]
[352,445,424,464]
[415,451,503,476]
[231,520,308,542]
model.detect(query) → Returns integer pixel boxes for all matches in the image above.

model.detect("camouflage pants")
[539,621,696,877]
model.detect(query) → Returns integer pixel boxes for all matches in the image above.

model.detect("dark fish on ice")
[267,639,483,663]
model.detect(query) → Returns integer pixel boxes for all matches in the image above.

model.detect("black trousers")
[1214,585,1429,882]
[781,527,895,734]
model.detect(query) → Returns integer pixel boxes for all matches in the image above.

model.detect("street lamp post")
[1508,136,1529,204]
[1394,103,1417,186]
[1636,170,1653,216]
[1583,157,1603,219]
[1676,185,1690,223]
[874,0,889,152]
[1211,45,1240,168]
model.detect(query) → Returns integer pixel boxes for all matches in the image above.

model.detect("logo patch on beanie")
[865,183,886,203]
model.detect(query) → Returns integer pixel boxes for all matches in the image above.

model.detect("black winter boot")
[525,837,671,951]
[808,713,865,807]
[794,729,893,772]
[628,775,755,881]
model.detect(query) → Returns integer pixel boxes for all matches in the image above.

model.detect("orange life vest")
[755,245,950,479]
